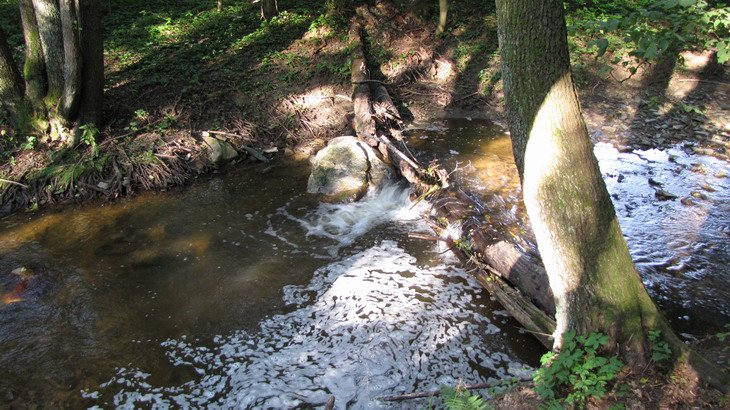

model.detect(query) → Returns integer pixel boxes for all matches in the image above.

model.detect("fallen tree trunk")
[349,23,376,147]
[348,14,556,347]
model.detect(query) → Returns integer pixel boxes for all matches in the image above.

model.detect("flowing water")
[0,119,727,407]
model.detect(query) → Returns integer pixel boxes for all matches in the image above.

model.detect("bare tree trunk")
[495,1,730,392]
[32,0,64,108]
[260,0,278,20]
[436,0,448,34]
[59,0,81,121]
[19,0,47,119]
[77,0,103,132]
[0,26,27,124]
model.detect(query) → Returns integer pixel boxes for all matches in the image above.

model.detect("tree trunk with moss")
[495,0,675,364]
[0,26,29,127]
[0,0,103,144]
[496,2,729,390]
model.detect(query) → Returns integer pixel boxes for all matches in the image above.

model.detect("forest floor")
[0,0,727,215]
[0,0,728,406]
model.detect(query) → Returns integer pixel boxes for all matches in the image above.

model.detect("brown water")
[0,156,543,408]
[0,120,728,407]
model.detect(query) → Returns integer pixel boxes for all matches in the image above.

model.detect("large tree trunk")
[19,0,47,119]
[8,0,103,144]
[0,26,28,125]
[494,1,729,388]
[77,0,103,129]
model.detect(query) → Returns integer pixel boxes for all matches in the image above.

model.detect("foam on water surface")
[87,241,533,408]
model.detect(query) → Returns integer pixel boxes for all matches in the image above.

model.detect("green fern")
[441,386,490,410]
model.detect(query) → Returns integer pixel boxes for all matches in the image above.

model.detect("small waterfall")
[289,182,430,256]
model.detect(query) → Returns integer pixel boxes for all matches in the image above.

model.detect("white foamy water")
[84,185,535,409]
[282,182,430,256]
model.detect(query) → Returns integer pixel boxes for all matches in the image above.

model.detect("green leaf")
[717,41,730,64]
[678,0,696,7]
[590,37,610,57]
[597,65,613,77]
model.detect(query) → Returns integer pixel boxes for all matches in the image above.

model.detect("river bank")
[2,1,725,218]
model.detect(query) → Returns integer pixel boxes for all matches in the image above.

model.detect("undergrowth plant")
[569,0,730,76]
[648,330,672,362]
[441,385,490,410]
[533,331,624,408]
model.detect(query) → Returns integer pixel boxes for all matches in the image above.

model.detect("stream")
[0,120,727,407]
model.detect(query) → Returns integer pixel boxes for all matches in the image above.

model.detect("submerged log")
[431,189,555,315]
[348,13,555,347]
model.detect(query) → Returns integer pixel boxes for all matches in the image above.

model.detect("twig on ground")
[452,91,483,103]
[0,178,28,189]
[240,145,269,162]
[202,130,252,140]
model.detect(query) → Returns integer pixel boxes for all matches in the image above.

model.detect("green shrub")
[534,331,624,408]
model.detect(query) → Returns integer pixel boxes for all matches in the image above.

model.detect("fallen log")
[349,22,377,147]
[348,12,555,347]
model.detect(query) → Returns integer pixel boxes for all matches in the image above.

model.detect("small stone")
[648,178,662,187]
[97,181,110,190]
[680,197,697,206]
[654,189,677,201]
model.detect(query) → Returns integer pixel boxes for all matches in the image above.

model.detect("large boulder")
[203,136,238,164]
[307,136,393,201]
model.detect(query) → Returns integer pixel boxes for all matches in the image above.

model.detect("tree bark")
[260,0,278,20]
[77,0,103,130]
[19,0,47,117]
[8,0,103,143]
[0,26,27,124]
[494,0,725,382]
[32,0,64,108]
[436,0,448,34]
[59,0,81,121]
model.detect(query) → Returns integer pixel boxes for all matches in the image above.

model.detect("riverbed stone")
[307,136,393,201]
[203,136,238,164]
